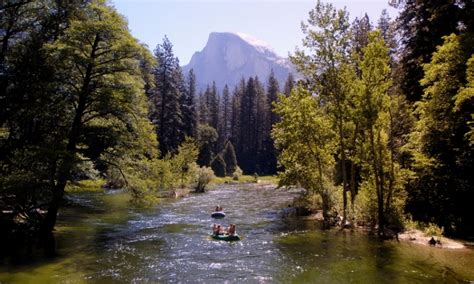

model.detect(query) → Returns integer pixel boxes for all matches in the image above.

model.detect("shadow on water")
[1,185,474,283]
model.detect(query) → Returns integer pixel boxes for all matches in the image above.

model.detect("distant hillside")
[182,32,295,92]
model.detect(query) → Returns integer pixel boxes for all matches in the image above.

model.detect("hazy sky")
[111,0,399,64]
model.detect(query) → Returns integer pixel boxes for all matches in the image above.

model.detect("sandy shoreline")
[300,211,468,249]
[398,229,466,249]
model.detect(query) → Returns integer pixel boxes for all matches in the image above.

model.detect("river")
[1,184,473,283]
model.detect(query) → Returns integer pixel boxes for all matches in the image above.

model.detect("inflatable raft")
[211,234,240,241]
[211,211,226,218]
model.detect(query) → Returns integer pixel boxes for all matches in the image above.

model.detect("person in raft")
[227,224,236,236]
[214,205,223,212]
[213,224,225,235]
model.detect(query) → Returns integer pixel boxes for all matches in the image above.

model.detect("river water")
[1,184,473,283]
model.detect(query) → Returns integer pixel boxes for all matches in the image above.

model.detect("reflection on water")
[1,185,473,283]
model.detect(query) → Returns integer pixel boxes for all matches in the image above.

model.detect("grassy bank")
[211,175,279,185]
[65,179,106,193]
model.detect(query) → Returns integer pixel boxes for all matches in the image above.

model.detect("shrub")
[405,219,444,236]
[194,166,215,193]
[232,166,243,180]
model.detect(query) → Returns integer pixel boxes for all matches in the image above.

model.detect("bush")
[232,166,243,180]
[405,219,444,236]
[354,179,378,226]
[253,172,259,182]
[194,166,215,193]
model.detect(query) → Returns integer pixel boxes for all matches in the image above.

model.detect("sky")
[111,0,399,64]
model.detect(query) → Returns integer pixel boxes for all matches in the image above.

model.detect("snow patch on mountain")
[234,32,276,55]
[182,32,295,91]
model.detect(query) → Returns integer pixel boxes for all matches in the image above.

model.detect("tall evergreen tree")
[397,0,460,101]
[198,90,208,125]
[239,77,258,173]
[209,81,220,131]
[181,69,198,138]
[265,70,281,174]
[221,84,231,141]
[283,73,295,96]
[231,78,245,156]
[351,13,372,57]
[377,9,397,62]
[406,34,474,237]
[254,76,268,174]
[222,140,238,175]
[151,36,185,155]
[211,154,226,177]
[267,69,281,126]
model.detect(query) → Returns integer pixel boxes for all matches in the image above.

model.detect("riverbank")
[65,178,470,251]
[398,229,466,249]
[299,210,468,249]
[2,183,474,283]
[211,175,279,185]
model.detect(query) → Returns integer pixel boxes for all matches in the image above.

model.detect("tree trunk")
[339,120,348,225]
[317,156,330,229]
[321,191,331,229]
[349,123,359,218]
[385,108,395,213]
[350,161,356,214]
[377,130,385,235]
[369,126,384,236]
[40,33,99,242]
[40,97,84,239]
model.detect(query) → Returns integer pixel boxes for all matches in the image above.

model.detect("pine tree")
[283,73,295,96]
[181,69,198,138]
[377,9,397,62]
[197,142,213,167]
[267,69,281,126]
[254,76,268,174]
[239,77,258,174]
[407,34,474,237]
[198,90,208,125]
[209,81,220,131]
[151,36,185,155]
[398,0,460,101]
[265,70,281,174]
[230,79,245,151]
[222,140,238,175]
[221,84,231,141]
[211,154,226,177]
[351,14,372,57]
